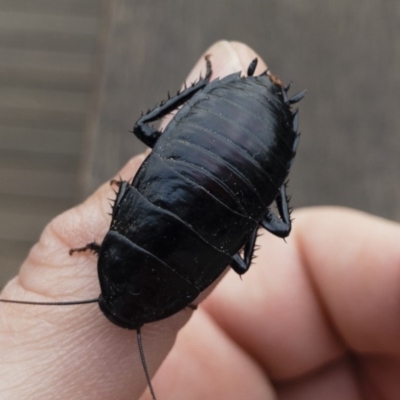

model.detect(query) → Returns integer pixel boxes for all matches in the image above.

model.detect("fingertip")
[159,40,268,132]
[186,40,268,83]
[293,207,400,354]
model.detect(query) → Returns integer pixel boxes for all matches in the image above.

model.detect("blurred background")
[0,0,399,287]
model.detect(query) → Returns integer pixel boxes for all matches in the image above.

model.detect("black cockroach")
[0,57,305,399]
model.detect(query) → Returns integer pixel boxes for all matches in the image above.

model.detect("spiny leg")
[247,58,258,76]
[231,226,259,275]
[69,182,130,257]
[260,184,291,238]
[133,57,212,148]
[288,89,307,105]
[109,178,123,187]
[69,242,101,256]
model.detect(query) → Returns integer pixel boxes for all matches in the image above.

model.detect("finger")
[277,207,400,399]
[158,40,267,131]
[296,207,400,355]
[202,207,400,382]
[147,310,276,400]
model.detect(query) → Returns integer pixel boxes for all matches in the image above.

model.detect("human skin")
[1,41,400,400]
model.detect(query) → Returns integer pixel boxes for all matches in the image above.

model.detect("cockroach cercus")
[0,57,305,399]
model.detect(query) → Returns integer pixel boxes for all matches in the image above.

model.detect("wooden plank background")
[1,0,400,288]
[0,0,104,285]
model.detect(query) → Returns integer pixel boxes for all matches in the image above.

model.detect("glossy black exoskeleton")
[73,57,304,331]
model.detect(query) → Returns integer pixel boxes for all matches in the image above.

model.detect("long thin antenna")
[0,298,99,306]
[137,327,157,400]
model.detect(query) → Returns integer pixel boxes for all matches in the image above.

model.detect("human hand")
[1,41,399,400]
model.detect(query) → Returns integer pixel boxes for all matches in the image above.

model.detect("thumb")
[0,40,267,400]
